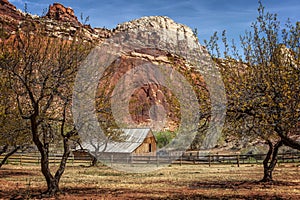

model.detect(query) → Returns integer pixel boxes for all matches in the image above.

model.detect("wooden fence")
[174,152,300,167]
[0,153,91,166]
[1,151,299,167]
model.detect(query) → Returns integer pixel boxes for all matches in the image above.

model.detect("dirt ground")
[0,163,299,199]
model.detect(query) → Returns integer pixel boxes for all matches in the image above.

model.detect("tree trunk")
[29,101,75,196]
[91,156,98,166]
[90,150,99,167]
[44,178,60,195]
[40,137,71,195]
[30,117,60,195]
[261,140,283,182]
[37,143,57,195]
[40,153,58,195]
[0,145,21,168]
[275,127,300,150]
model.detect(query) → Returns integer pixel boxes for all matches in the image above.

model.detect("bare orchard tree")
[0,26,92,194]
[205,1,300,182]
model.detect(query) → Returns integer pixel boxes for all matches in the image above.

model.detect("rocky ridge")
[114,15,195,37]
[45,3,80,25]
[0,0,111,41]
[0,0,24,33]
[96,17,207,132]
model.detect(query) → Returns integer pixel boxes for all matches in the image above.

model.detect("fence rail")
[1,151,299,167]
[174,152,300,166]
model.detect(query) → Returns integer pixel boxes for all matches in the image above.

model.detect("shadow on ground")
[2,180,299,199]
[0,168,36,178]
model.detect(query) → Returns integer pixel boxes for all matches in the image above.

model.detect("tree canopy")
[205,1,300,181]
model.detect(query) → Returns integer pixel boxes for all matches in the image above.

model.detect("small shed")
[100,128,157,156]
[76,128,157,161]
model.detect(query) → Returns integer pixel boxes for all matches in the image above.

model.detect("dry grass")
[0,163,299,199]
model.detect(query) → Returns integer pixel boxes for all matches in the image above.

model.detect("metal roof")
[82,128,153,153]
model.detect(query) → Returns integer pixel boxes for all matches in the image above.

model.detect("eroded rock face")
[96,48,208,132]
[0,0,24,32]
[96,51,182,131]
[45,3,80,26]
[95,16,208,132]
[113,16,204,58]
[0,0,21,18]
[0,2,208,132]
[0,1,112,41]
[114,16,194,37]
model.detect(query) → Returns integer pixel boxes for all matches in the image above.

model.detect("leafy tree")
[205,1,300,182]
[155,130,177,148]
[0,20,92,195]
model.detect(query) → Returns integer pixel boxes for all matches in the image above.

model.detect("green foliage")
[154,130,177,148]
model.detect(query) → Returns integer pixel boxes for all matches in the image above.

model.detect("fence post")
[180,155,182,166]
[110,155,113,167]
[156,155,159,167]
[209,155,211,167]
[19,154,22,165]
[71,154,74,166]
[237,154,240,167]
[130,154,133,166]
[193,155,195,164]
[255,155,258,164]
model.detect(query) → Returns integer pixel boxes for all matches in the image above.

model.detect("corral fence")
[1,151,299,167]
[173,151,300,167]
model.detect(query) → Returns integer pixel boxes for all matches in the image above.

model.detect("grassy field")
[0,163,299,199]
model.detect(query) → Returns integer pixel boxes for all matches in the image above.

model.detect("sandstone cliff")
[0,0,111,41]
[0,0,24,33]
[95,16,208,132]
[45,3,80,25]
